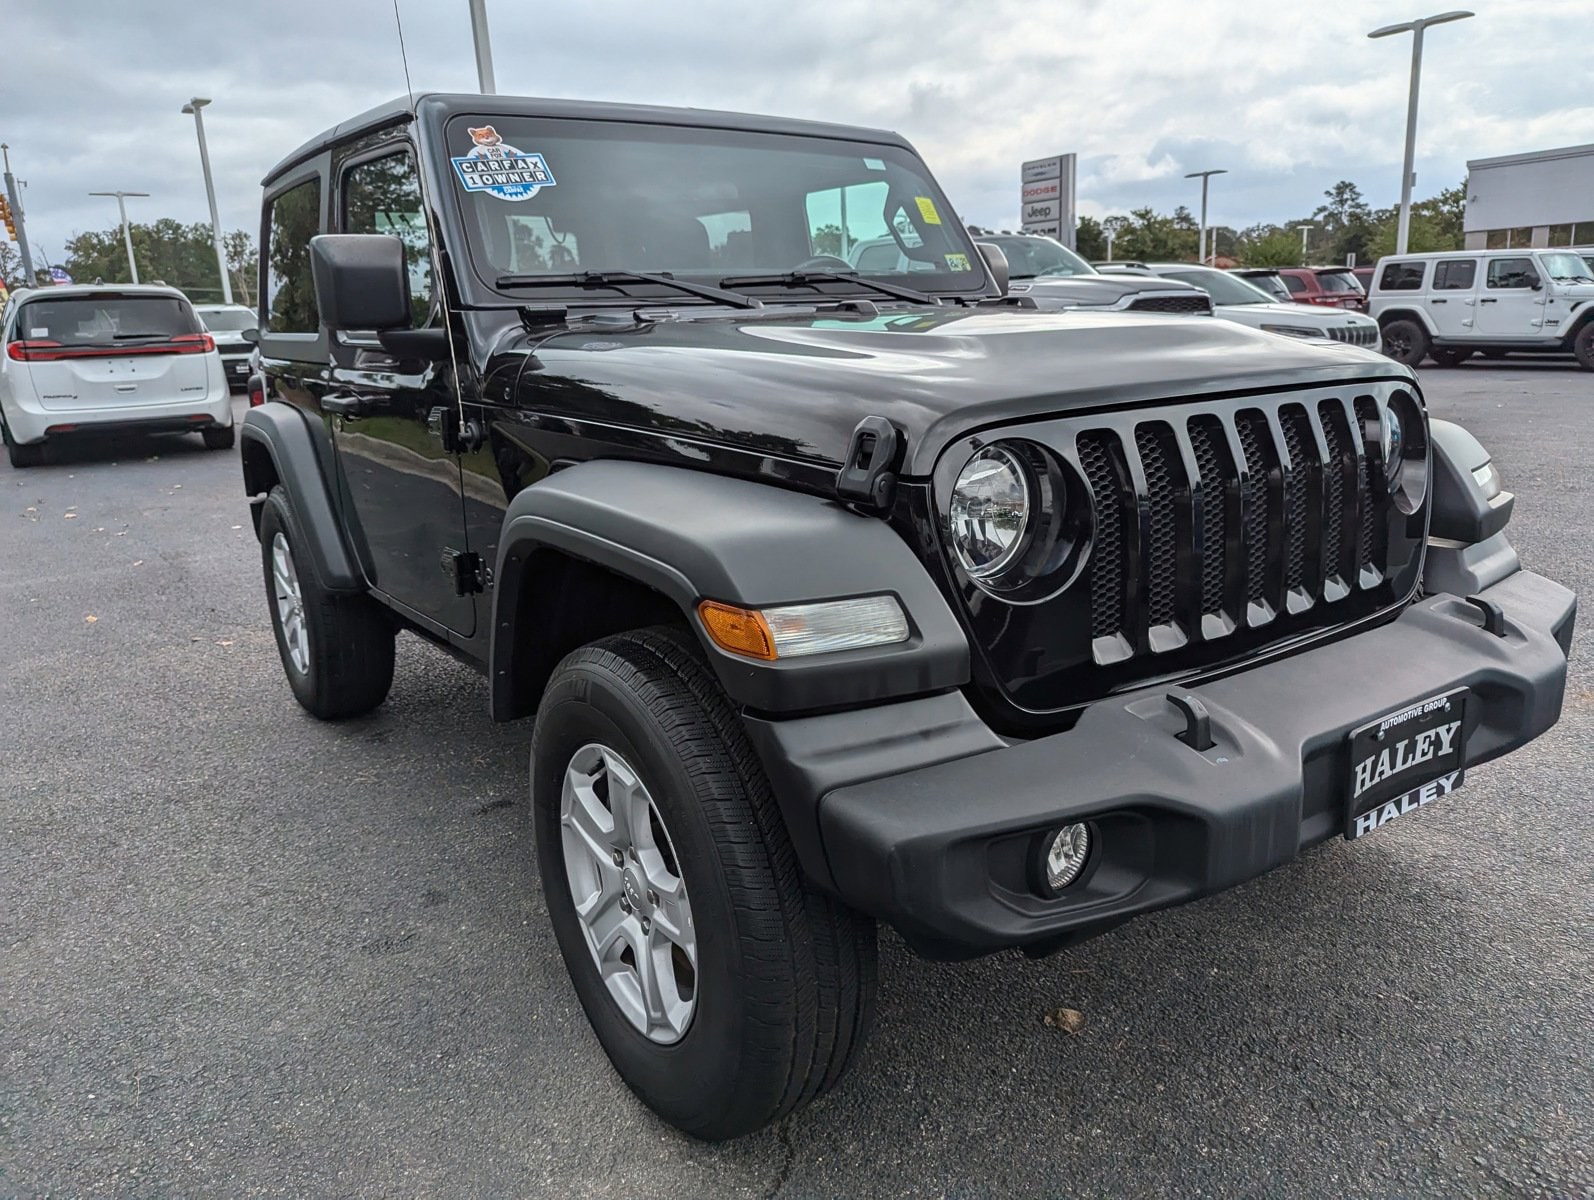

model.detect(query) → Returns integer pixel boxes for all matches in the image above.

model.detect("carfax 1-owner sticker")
[452,125,555,201]
[1344,689,1467,839]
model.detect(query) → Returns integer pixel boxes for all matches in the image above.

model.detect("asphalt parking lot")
[3,362,1590,1199]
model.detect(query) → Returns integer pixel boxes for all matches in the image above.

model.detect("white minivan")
[1368,249,1594,370]
[0,283,234,467]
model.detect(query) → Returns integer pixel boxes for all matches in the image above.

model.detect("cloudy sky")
[4,0,1592,267]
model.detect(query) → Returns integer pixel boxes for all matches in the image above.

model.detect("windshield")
[1538,252,1594,282]
[1315,270,1363,294]
[979,235,1094,279]
[447,116,984,302]
[1158,267,1272,305]
[198,307,258,332]
[13,294,199,346]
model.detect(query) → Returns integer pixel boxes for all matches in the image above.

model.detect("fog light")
[1041,823,1091,893]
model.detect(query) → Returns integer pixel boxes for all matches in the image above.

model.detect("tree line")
[1,221,257,304]
[1073,179,1466,266]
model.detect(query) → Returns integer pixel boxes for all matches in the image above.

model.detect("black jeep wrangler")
[241,93,1576,1140]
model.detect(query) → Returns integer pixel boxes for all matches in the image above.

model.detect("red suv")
[1277,267,1367,311]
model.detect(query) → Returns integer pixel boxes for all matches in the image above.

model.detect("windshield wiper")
[719,270,936,305]
[494,269,761,309]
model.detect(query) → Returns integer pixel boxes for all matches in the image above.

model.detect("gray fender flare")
[489,459,970,717]
[1422,419,1519,596]
[240,404,362,591]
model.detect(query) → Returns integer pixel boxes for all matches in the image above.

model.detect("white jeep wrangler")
[1368,249,1594,370]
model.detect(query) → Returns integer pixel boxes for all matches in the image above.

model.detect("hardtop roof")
[262,92,912,185]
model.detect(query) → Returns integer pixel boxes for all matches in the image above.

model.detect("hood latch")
[835,416,902,511]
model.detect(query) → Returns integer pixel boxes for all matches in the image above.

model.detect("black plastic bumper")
[747,570,1575,958]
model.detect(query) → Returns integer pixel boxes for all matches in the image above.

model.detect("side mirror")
[1527,276,1543,291]
[309,234,411,331]
[240,327,260,345]
[977,241,1009,295]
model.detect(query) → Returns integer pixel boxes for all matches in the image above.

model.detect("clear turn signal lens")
[698,596,909,660]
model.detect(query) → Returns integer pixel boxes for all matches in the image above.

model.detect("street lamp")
[468,0,496,93]
[1296,224,1314,261]
[182,98,234,305]
[88,190,150,283]
[1369,10,1474,255]
[1184,169,1227,265]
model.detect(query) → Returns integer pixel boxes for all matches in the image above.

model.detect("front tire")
[258,486,395,719]
[532,629,877,1140]
[1380,318,1430,367]
[1430,348,1472,368]
[1574,324,1594,372]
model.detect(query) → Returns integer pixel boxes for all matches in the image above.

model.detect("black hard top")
[262,92,911,185]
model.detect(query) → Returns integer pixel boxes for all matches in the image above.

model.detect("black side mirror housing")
[310,234,412,332]
[977,241,1009,295]
[1527,276,1543,291]
[240,327,260,345]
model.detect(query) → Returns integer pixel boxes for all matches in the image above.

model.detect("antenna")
[392,0,468,432]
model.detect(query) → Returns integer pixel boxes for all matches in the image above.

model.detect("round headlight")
[1384,404,1404,476]
[949,445,1032,578]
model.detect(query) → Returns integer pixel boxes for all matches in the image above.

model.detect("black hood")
[493,304,1411,478]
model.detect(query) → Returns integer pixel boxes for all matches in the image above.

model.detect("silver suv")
[1368,249,1594,370]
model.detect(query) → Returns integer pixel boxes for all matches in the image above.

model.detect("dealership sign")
[1020,154,1076,248]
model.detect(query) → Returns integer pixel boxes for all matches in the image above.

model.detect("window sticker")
[30,327,49,338]
[863,157,886,171]
[944,253,971,272]
[451,125,556,202]
[915,196,942,225]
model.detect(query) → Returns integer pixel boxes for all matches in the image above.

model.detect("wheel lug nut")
[640,917,651,934]
[620,896,631,913]
[647,890,658,907]
[611,850,624,867]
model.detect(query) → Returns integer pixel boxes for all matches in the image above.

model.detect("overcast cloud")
[3,0,1592,267]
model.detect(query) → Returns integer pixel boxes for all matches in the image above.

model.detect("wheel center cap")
[623,868,647,913]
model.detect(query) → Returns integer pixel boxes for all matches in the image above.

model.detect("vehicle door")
[1426,258,1478,337]
[1477,256,1547,336]
[325,142,476,636]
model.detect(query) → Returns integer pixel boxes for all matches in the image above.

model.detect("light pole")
[468,0,496,93]
[182,98,233,305]
[1296,223,1314,262]
[2,144,35,283]
[88,191,150,283]
[1369,10,1474,255]
[1184,169,1227,264]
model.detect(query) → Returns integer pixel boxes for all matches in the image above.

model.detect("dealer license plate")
[1345,689,1468,840]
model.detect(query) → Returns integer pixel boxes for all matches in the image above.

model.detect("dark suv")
[240,93,1576,1140]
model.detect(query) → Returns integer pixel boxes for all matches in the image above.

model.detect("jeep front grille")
[935,383,1426,727]
[1081,394,1392,665]
[1325,324,1380,347]
[1126,294,1212,315]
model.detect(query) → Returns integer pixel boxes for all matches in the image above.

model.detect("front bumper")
[748,570,1574,957]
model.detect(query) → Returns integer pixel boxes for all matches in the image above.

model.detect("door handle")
[1479,298,1498,304]
[321,395,372,416]
[1430,298,1447,304]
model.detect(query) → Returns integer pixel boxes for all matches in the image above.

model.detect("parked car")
[195,302,259,392]
[982,238,1211,314]
[1134,263,1379,346]
[1,283,234,466]
[1368,249,1594,370]
[1277,267,1368,311]
[241,91,1574,1140]
[1231,268,1295,302]
[1352,265,1376,294]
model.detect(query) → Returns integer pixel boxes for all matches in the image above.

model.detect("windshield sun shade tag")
[452,125,555,201]
[915,196,942,225]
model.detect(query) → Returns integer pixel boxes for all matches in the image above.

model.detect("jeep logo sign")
[1019,153,1076,249]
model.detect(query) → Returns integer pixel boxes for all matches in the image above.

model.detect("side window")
[1432,260,1476,290]
[1486,257,1538,289]
[1378,261,1426,291]
[342,151,433,326]
[1282,274,1309,294]
[264,177,322,333]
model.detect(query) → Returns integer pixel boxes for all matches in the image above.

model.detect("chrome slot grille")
[1326,325,1380,347]
[1079,395,1387,663]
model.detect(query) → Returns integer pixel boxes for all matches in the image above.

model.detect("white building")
[1463,143,1594,250]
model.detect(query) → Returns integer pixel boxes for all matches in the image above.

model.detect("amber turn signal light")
[697,600,777,661]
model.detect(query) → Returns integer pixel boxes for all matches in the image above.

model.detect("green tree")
[810,223,843,257]
[1238,229,1303,267]
[223,229,256,306]
[64,220,258,302]
[1411,179,1466,249]
[0,241,22,289]
[1074,215,1106,260]
[1114,207,1198,261]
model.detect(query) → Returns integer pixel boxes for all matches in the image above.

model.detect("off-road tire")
[258,485,395,719]
[1430,348,1472,368]
[531,628,877,1140]
[1574,323,1594,372]
[1380,318,1430,367]
[4,427,44,468]
[203,424,237,450]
